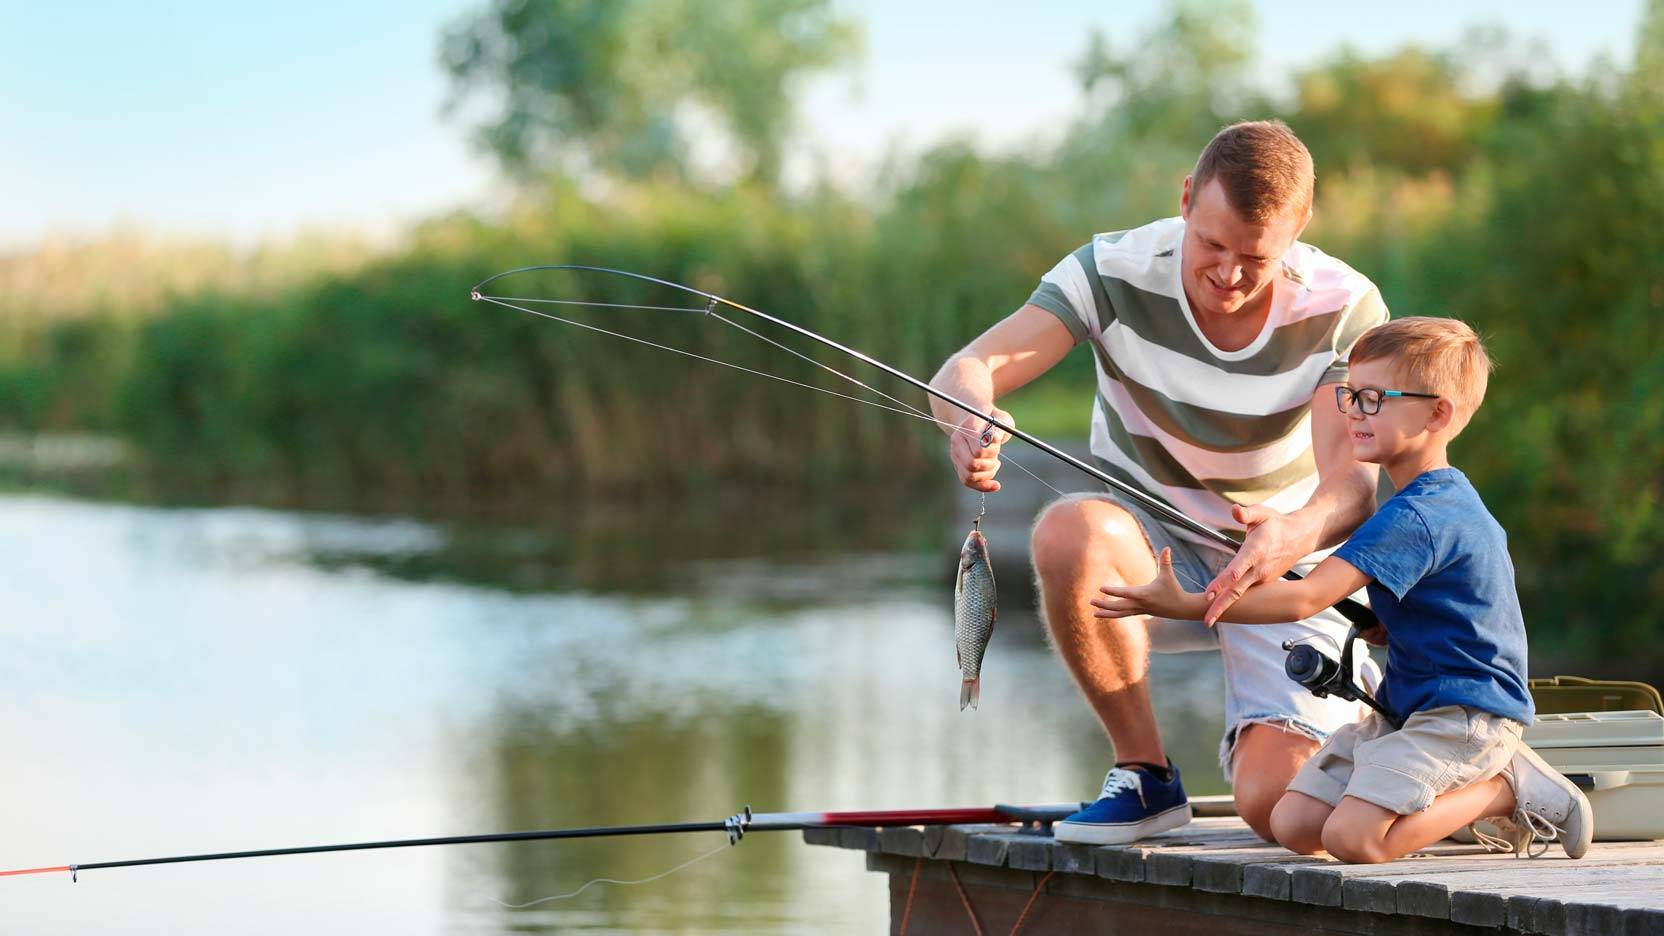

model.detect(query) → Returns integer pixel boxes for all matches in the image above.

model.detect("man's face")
[1179,176,1307,319]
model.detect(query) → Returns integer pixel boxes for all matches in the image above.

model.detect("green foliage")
[440,0,861,185]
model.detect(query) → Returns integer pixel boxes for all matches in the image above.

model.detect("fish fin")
[960,678,980,711]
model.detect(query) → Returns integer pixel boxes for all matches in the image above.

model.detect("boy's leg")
[1268,791,1334,855]
[1322,777,1514,864]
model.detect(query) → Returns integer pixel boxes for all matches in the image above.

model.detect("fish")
[954,528,996,710]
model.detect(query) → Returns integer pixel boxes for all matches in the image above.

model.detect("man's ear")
[1293,205,1314,241]
[1180,175,1193,218]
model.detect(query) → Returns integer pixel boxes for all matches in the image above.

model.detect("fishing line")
[475,294,1070,500]
[473,266,1379,628]
[489,840,731,909]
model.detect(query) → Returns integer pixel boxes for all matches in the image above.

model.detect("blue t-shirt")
[1333,467,1534,725]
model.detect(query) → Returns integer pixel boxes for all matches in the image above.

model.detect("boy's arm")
[1093,551,1372,626]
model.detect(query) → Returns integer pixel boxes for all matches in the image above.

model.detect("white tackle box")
[1523,678,1664,841]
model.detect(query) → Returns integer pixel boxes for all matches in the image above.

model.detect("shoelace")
[1468,820,1520,854]
[1100,769,1147,808]
[1515,808,1561,858]
[1469,809,1560,858]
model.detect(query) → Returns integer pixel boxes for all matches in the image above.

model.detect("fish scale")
[953,528,996,710]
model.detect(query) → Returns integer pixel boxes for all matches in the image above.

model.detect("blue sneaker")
[1053,761,1192,845]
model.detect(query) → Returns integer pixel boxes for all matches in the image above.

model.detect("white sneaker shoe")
[1499,743,1594,858]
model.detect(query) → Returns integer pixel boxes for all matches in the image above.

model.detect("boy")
[1091,317,1593,863]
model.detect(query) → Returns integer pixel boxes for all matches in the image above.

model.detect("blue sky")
[0,1,1643,247]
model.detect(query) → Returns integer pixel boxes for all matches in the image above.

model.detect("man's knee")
[1030,497,1148,585]
[1231,724,1323,840]
[1233,776,1284,841]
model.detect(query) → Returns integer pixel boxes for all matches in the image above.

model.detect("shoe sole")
[1052,802,1193,845]
[1515,744,1594,858]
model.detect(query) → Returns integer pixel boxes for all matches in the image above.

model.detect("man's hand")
[1092,548,1207,622]
[948,409,1013,493]
[1201,503,1316,626]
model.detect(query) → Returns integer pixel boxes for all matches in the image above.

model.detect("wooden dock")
[804,814,1664,935]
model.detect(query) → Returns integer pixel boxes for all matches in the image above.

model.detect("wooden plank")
[926,823,1006,862]
[877,825,925,857]
[1050,842,1099,875]
[966,831,1031,868]
[802,827,840,847]
[837,826,879,850]
[816,816,1664,931]
[1008,837,1055,872]
[1095,843,1153,883]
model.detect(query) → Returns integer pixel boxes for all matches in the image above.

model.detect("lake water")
[0,488,1232,933]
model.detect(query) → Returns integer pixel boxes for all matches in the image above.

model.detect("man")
[929,120,1386,844]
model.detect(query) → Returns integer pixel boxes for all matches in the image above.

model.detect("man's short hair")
[1349,316,1493,430]
[1192,120,1315,223]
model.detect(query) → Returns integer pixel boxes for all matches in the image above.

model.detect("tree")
[440,0,860,186]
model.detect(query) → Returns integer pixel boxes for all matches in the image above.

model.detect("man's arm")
[930,304,1076,492]
[1200,383,1380,621]
[1094,550,1373,626]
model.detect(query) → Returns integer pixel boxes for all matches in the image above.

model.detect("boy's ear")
[1426,397,1456,433]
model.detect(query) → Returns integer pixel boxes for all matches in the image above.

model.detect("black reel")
[1282,626,1404,729]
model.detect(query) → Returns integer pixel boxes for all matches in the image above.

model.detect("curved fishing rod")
[471,264,1378,630]
[0,804,1083,881]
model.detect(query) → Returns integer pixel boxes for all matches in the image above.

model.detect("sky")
[0,1,1644,249]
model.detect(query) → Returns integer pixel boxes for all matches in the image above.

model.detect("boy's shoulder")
[1384,470,1511,577]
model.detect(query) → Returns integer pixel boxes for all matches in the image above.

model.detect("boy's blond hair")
[1349,317,1493,431]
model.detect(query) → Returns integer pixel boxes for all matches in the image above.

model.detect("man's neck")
[1188,286,1275,352]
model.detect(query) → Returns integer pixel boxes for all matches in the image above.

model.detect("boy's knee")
[1320,821,1388,864]
[1268,795,1325,854]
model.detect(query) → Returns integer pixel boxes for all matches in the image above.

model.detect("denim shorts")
[1056,492,1382,781]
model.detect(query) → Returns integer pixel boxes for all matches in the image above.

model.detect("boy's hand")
[1092,548,1206,622]
[1201,503,1309,624]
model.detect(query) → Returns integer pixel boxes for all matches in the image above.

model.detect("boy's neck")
[1383,442,1451,490]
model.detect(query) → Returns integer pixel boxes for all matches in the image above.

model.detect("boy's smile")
[1341,357,1451,488]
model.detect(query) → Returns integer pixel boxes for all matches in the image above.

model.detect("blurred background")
[2,1,1659,932]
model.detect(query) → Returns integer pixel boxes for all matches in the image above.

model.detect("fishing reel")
[1283,626,1404,730]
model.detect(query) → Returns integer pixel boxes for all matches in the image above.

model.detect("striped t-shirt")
[1027,217,1387,537]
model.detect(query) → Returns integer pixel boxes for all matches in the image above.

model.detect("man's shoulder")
[1284,239,1381,310]
[1087,217,1184,260]
[1074,218,1185,296]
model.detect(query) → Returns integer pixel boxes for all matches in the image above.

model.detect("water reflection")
[0,490,1228,934]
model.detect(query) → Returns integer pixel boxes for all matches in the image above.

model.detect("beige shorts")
[1286,705,1524,815]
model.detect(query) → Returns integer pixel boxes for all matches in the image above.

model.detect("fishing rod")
[0,804,1083,881]
[471,265,1378,630]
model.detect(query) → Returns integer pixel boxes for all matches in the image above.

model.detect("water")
[0,489,1229,933]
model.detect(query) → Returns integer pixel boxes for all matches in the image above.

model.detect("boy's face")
[1340,358,1442,464]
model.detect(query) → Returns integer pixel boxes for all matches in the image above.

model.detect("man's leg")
[1232,724,1323,841]
[1030,496,1165,765]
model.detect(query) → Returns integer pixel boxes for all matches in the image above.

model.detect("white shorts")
[1054,492,1381,781]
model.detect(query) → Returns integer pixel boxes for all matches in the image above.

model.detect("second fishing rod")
[472,265,1380,631]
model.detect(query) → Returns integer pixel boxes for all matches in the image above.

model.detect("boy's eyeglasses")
[1334,385,1439,416]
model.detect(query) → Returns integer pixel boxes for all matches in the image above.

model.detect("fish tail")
[959,677,980,711]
